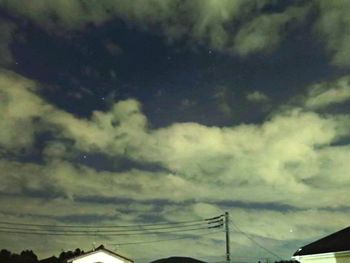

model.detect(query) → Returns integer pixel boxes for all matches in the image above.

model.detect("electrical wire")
[0,224,223,236]
[0,219,223,233]
[1,213,280,261]
[230,221,283,260]
[110,229,223,246]
[0,215,223,228]
[0,215,224,237]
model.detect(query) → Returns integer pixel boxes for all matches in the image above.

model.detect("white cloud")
[234,6,307,56]
[246,91,269,103]
[0,70,51,152]
[303,76,350,109]
[314,0,350,67]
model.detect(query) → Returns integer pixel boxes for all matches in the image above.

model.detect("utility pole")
[225,212,231,263]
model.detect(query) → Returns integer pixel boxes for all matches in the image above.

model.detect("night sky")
[1,1,350,262]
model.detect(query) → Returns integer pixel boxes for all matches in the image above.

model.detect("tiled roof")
[293,226,350,256]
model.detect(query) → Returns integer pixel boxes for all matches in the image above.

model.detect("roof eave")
[292,250,350,260]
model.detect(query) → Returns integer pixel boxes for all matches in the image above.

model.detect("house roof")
[66,245,134,263]
[39,256,59,263]
[150,256,207,263]
[293,226,350,256]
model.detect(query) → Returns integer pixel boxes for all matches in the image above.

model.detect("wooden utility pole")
[225,212,231,263]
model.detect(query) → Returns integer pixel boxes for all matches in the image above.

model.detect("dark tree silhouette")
[0,249,12,263]
[58,248,84,262]
[0,249,38,263]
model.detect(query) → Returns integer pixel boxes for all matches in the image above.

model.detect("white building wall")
[335,254,350,263]
[297,255,337,263]
[294,251,350,263]
[71,251,128,263]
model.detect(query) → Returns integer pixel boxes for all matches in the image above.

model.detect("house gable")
[66,246,133,263]
[67,251,128,263]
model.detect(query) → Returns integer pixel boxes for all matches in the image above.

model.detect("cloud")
[0,70,50,152]
[213,86,233,115]
[0,18,16,66]
[234,6,307,56]
[3,0,350,68]
[0,69,145,155]
[246,91,269,103]
[2,70,350,209]
[282,75,350,112]
[304,76,350,109]
[1,70,350,259]
[314,0,350,67]
[2,192,349,260]
[0,0,309,57]
[0,194,150,259]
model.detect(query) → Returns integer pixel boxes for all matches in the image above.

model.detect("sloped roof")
[150,256,207,263]
[66,245,133,263]
[293,226,350,256]
[39,256,59,263]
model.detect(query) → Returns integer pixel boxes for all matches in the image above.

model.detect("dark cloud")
[0,0,308,58]
[0,18,16,66]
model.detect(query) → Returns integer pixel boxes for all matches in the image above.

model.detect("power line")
[0,224,223,236]
[0,219,223,233]
[229,221,283,260]
[0,226,216,236]
[0,215,223,228]
[110,229,223,246]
